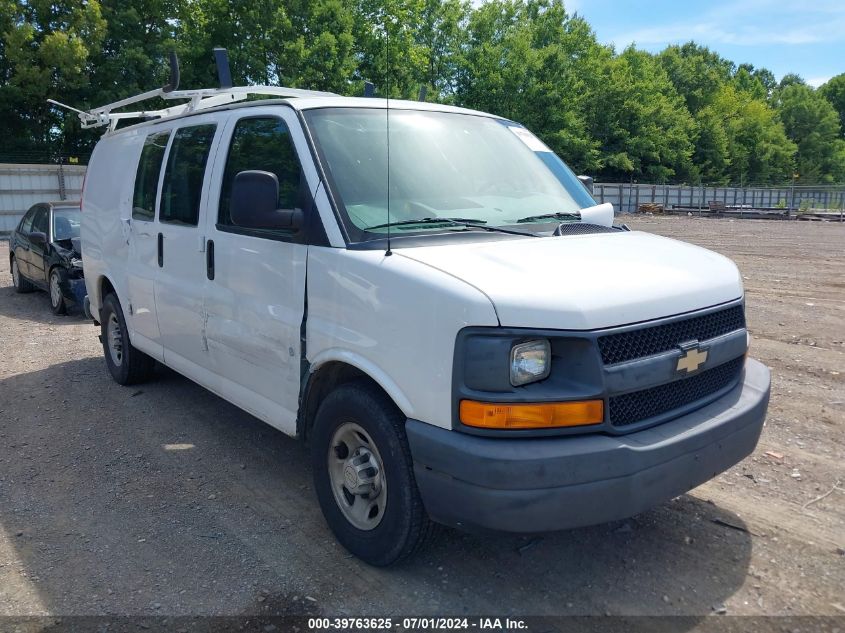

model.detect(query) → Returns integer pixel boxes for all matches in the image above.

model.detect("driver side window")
[218,117,304,229]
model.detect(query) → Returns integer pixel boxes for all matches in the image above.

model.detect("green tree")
[1,0,842,186]
[68,0,183,156]
[732,63,775,102]
[454,0,603,173]
[777,83,845,183]
[89,0,182,99]
[287,0,358,92]
[819,73,845,135]
[415,0,469,97]
[657,42,734,113]
[0,0,106,159]
[587,47,696,181]
[352,0,469,99]
[691,107,731,183]
[777,73,806,91]
[177,0,356,93]
[702,84,795,184]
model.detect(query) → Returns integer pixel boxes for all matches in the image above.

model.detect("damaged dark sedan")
[10,201,86,315]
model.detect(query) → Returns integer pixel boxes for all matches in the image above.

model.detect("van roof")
[287,96,502,118]
[107,96,507,136]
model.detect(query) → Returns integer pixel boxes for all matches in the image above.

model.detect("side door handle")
[206,239,215,280]
[157,232,163,267]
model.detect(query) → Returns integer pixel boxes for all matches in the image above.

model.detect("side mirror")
[577,175,594,194]
[230,170,303,231]
[579,202,615,228]
[29,231,47,245]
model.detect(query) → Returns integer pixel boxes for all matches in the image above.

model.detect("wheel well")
[99,276,116,302]
[298,361,390,442]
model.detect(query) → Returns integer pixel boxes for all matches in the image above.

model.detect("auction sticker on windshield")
[507,125,551,152]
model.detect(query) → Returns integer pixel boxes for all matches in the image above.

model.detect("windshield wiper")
[365,217,485,230]
[366,217,536,237]
[516,211,581,224]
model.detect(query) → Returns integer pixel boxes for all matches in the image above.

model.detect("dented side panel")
[201,235,307,433]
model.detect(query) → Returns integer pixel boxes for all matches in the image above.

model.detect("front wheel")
[99,293,156,385]
[311,381,434,566]
[49,268,67,315]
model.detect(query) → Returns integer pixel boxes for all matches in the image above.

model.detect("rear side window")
[132,130,170,221]
[218,117,303,227]
[160,124,216,226]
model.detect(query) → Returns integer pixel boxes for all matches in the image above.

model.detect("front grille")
[608,356,745,427]
[598,304,745,365]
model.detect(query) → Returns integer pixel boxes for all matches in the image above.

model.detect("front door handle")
[157,232,163,267]
[206,239,215,280]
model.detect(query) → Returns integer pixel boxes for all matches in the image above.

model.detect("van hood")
[397,230,743,330]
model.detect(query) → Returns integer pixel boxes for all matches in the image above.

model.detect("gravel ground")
[0,217,843,620]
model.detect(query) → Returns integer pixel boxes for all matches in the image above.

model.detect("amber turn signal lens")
[459,399,604,429]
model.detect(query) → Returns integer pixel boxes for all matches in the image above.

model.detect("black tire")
[10,256,34,293]
[49,268,67,315]
[311,380,435,566]
[100,293,156,385]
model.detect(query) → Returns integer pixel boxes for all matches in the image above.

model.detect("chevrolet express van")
[81,91,771,565]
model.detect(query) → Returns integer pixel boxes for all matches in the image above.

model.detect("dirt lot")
[0,217,843,621]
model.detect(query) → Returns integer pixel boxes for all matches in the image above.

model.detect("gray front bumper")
[407,358,770,533]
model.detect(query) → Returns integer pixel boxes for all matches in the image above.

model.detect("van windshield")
[304,108,596,240]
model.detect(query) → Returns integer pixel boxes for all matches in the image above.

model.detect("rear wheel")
[11,257,34,293]
[49,268,67,315]
[311,381,434,566]
[100,293,156,385]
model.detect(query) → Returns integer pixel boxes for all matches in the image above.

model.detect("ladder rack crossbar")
[63,85,340,131]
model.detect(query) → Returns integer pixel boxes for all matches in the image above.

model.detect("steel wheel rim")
[12,259,19,287]
[50,271,61,307]
[106,312,123,366]
[328,421,387,531]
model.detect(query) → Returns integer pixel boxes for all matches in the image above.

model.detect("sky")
[566,0,845,87]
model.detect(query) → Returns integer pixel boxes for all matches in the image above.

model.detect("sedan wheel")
[49,269,67,315]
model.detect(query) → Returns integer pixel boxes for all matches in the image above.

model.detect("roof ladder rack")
[49,49,338,132]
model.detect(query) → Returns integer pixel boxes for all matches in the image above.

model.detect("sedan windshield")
[52,207,81,241]
[304,108,595,240]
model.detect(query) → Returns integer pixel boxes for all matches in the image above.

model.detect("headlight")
[510,339,551,386]
[70,257,83,269]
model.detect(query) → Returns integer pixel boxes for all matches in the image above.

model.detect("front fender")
[308,349,416,417]
[305,247,499,429]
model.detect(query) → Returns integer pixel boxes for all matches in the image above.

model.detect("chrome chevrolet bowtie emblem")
[677,344,708,373]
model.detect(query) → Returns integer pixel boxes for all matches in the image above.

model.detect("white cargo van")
[78,72,770,565]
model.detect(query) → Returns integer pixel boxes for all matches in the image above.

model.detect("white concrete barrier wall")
[0,163,86,233]
[593,182,845,214]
